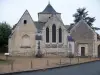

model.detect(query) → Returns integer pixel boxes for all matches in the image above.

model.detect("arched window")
[52,24,56,42]
[59,28,62,43]
[46,27,49,43]
[22,35,30,47]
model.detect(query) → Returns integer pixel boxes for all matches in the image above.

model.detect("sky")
[0,0,100,33]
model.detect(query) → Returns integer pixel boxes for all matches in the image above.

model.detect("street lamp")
[35,31,43,58]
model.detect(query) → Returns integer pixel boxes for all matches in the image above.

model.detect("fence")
[0,56,98,73]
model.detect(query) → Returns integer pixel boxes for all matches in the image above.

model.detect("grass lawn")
[0,59,12,64]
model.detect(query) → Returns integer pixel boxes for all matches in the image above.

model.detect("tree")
[73,7,100,30]
[0,22,11,53]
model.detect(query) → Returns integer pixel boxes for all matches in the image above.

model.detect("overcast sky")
[0,0,100,33]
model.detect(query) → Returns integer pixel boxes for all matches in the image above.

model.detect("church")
[8,3,100,57]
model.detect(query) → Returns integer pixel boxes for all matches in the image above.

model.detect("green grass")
[0,59,12,64]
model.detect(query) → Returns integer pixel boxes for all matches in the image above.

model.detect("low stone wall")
[9,50,35,56]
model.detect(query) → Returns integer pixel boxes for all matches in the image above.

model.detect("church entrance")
[98,45,100,57]
[81,47,85,56]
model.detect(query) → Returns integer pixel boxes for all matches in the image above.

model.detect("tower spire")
[48,0,50,4]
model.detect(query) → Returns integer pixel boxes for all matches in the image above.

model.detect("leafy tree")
[73,7,100,30]
[0,22,11,53]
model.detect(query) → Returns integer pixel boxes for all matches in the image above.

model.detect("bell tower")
[38,3,61,22]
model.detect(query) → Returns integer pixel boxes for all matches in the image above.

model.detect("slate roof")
[67,36,74,41]
[39,3,60,14]
[67,24,74,32]
[12,24,17,30]
[97,33,100,40]
[34,22,45,31]
[35,35,42,40]
[65,25,70,30]
[12,21,45,31]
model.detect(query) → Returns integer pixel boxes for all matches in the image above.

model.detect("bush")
[68,52,74,58]
[35,50,43,58]
[35,53,43,58]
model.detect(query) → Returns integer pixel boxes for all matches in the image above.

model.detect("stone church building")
[8,3,100,57]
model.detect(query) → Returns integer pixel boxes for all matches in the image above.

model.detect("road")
[14,61,100,75]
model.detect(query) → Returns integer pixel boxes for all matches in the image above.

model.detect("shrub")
[68,52,74,58]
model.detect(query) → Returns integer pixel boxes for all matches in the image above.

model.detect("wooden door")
[81,47,85,56]
[98,45,100,57]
